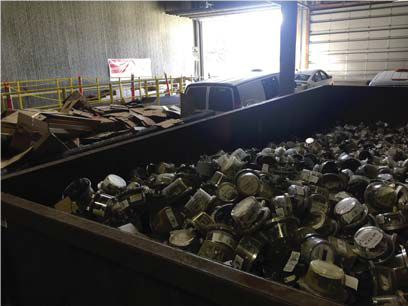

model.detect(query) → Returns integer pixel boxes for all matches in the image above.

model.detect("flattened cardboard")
[1,146,33,169]
[155,119,182,129]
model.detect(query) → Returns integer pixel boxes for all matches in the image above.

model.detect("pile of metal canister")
[61,121,408,305]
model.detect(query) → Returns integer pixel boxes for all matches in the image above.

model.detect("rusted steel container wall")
[2,86,408,306]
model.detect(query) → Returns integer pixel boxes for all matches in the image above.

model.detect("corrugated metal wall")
[308,2,408,81]
[1,1,194,81]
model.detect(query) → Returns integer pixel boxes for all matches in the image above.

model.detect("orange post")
[4,82,13,109]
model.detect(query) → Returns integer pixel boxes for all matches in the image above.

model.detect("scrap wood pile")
[1,91,181,171]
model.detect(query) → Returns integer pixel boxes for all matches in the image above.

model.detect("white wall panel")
[309,2,408,81]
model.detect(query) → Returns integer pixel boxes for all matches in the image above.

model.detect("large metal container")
[2,86,408,306]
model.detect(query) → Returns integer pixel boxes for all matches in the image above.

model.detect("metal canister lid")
[208,230,237,250]
[272,194,293,217]
[231,196,262,229]
[301,236,336,263]
[169,229,196,249]
[334,197,364,224]
[235,169,261,196]
[300,260,347,302]
[216,182,239,202]
[233,236,263,272]
[354,226,389,260]
[183,188,214,218]
[364,182,397,213]
[98,174,127,195]
[161,177,188,199]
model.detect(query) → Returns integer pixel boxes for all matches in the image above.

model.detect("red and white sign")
[108,58,152,80]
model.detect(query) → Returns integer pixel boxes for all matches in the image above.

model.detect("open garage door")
[309,2,408,82]
[202,8,282,78]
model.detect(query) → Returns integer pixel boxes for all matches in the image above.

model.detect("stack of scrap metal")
[1,91,181,171]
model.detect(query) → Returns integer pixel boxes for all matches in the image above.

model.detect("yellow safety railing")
[1,75,190,111]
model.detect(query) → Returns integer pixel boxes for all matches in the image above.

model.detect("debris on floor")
[1,91,181,171]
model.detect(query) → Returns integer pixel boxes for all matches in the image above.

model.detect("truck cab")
[182,72,280,115]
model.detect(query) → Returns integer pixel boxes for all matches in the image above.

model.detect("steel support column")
[280,1,298,95]
[193,20,204,80]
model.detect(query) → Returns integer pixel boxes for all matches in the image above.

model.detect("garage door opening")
[202,9,282,78]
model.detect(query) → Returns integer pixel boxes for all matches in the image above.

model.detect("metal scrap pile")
[1,91,181,171]
[58,121,408,305]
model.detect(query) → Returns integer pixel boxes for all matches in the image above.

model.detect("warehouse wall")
[308,2,408,82]
[1,1,194,81]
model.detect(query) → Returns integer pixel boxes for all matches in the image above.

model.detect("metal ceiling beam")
[165,1,280,19]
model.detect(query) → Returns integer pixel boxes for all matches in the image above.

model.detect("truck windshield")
[209,87,234,111]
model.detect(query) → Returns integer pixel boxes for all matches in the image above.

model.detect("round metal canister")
[309,193,330,215]
[153,173,176,187]
[376,211,408,231]
[209,171,226,187]
[150,206,181,237]
[364,182,397,213]
[318,173,346,192]
[395,183,408,212]
[196,158,216,178]
[161,177,188,200]
[377,173,395,183]
[272,194,293,218]
[183,188,215,218]
[63,178,94,212]
[219,155,245,178]
[299,260,348,303]
[303,211,338,237]
[231,196,262,229]
[198,240,234,262]
[207,229,237,250]
[169,229,199,252]
[372,293,408,306]
[216,182,239,202]
[347,175,370,201]
[90,193,115,220]
[155,162,176,174]
[356,164,379,179]
[301,235,336,263]
[321,160,338,174]
[354,226,392,261]
[263,216,299,245]
[190,211,215,233]
[235,169,261,196]
[198,227,237,262]
[233,236,263,272]
[258,175,274,199]
[334,197,365,225]
[97,174,127,195]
